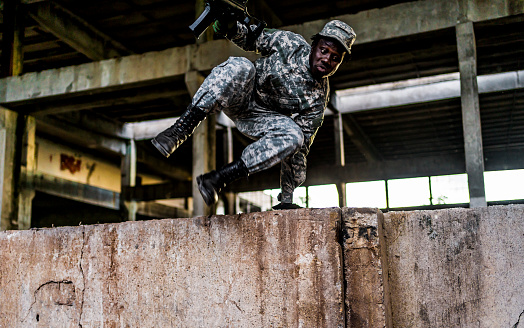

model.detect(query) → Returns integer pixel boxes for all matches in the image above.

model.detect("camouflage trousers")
[191,57,304,175]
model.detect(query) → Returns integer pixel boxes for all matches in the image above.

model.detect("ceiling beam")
[3,0,523,106]
[333,70,524,114]
[36,115,127,156]
[50,111,131,139]
[34,172,190,218]
[35,116,192,181]
[20,86,188,117]
[34,172,120,209]
[28,1,133,60]
[123,181,192,202]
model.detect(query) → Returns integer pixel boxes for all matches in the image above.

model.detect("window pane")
[346,180,387,208]
[308,184,340,208]
[485,169,524,201]
[388,177,430,208]
[430,174,469,204]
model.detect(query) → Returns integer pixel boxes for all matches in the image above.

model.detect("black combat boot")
[197,159,249,206]
[151,105,207,158]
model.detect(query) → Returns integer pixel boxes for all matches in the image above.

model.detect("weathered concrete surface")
[382,205,524,327]
[341,208,388,328]
[0,208,344,328]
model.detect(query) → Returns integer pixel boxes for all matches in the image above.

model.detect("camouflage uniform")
[191,24,329,203]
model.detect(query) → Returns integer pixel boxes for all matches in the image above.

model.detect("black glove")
[272,203,303,210]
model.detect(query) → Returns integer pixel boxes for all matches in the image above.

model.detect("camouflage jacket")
[230,24,330,202]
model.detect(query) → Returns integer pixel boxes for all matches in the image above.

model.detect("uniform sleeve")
[279,106,325,203]
[228,22,284,55]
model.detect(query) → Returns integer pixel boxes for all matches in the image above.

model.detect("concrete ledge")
[0,208,345,328]
[382,205,524,327]
[2,205,523,327]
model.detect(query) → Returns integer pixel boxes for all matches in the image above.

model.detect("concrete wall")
[382,205,524,327]
[0,208,346,328]
[1,205,522,327]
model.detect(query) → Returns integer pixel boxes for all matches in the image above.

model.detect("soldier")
[151,19,356,209]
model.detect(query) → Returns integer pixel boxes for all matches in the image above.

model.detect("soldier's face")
[309,38,345,79]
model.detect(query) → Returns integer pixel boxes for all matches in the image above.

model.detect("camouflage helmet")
[314,20,356,54]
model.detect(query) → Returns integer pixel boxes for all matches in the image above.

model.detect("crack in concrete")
[22,280,74,323]
[513,309,524,328]
[78,226,87,328]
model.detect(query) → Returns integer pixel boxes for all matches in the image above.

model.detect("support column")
[456,22,487,207]
[0,128,6,229]
[121,139,137,221]
[222,126,237,214]
[17,116,36,229]
[334,113,347,207]
[1,0,24,77]
[185,71,216,216]
[0,108,36,230]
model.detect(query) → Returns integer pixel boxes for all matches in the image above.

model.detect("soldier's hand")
[212,19,237,36]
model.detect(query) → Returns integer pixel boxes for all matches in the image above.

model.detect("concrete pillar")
[121,139,137,221]
[334,113,347,207]
[456,22,487,207]
[17,116,36,230]
[185,71,216,216]
[0,0,24,77]
[0,129,6,228]
[0,109,36,230]
[223,126,237,214]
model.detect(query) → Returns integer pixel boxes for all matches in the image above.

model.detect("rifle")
[189,0,266,41]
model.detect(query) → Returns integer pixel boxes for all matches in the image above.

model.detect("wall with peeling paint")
[36,137,165,192]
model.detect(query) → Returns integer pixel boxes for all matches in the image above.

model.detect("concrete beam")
[0,39,253,105]
[2,0,522,106]
[36,116,127,156]
[47,111,130,140]
[22,87,188,117]
[333,70,524,114]
[285,0,524,45]
[123,181,192,202]
[231,154,467,193]
[34,172,120,209]
[28,1,132,60]
[33,172,187,218]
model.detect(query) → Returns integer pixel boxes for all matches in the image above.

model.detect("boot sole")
[151,138,171,158]
[197,175,218,206]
